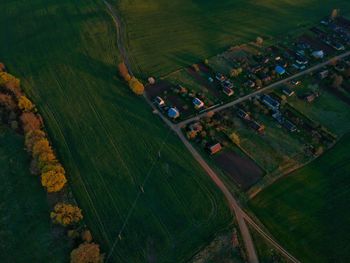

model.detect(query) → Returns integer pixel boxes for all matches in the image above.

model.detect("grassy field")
[114,0,350,76]
[288,81,350,136]
[0,127,70,263]
[249,133,350,262]
[0,1,232,262]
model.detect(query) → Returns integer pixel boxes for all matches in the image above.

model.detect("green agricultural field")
[0,127,70,263]
[114,0,350,76]
[249,133,350,262]
[0,1,232,262]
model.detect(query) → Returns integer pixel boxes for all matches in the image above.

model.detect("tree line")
[0,64,103,263]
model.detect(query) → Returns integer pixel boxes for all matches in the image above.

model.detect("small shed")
[206,142,222,155]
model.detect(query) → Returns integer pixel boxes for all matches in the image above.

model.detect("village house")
[261,94,280,110]
[237,108,250,121]
[249,120,265,134]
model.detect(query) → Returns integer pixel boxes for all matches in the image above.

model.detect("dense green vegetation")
[115,0,350,76]
[0,0,232,262]
[250,133,350,262]
[0,127,70,263]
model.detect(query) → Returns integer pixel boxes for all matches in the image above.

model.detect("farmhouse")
[206,142,222,155]
[312,50,324,59]
[249,120,265,134]
[261,94,280,110]
[168,107,180,119]
[237,108,250,121]
[193,98,204,109]
[283,120,297,132]
[223,86,234,96]
[275,66,286,75]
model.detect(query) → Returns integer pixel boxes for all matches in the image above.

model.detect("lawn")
[249,133,350,262]
[114,0,350,77]
[0,0,232,262]
[0,127,70,263]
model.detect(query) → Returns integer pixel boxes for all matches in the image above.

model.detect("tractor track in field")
[103,1,302,262]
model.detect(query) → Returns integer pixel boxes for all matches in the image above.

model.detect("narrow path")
[103,1,301,262]
[103,0,133,76]
[177,50,350,128]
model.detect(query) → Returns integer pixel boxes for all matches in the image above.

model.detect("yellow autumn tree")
[18,96,35,112]
[230,132,240,145]
[41,169,67,192]
[51,203,83,226]
[70,243,103,263]
[32,138,51,157]
[128,77,144,95]
[0,72,21,98]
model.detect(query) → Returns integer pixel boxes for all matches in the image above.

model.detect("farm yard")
[249,133,350,262]
[0,1,233,262]
[0,127,71,263]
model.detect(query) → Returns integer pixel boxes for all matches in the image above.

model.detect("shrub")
[128,77,144,95]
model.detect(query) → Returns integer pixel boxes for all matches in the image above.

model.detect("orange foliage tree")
[20,112,42,133]
[70,243,103,263]
[118,62,131,82]
[50,203,83,226]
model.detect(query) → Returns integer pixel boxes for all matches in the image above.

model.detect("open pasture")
[0,1,232,262]
[115,0,350,76]
[250,133,350,262]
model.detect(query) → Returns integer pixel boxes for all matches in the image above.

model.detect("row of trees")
[0,65,103,263]
[118,62,144,95]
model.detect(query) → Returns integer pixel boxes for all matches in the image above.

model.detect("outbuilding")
[206,142,222,155]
